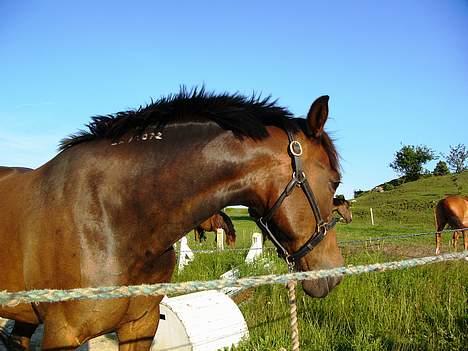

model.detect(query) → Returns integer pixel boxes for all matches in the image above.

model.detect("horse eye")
[330,181,341,191]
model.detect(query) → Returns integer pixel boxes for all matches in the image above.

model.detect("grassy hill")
[339,171,468,241]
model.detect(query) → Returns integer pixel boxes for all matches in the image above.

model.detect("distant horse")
[333,197,352,223]
[0,89,344,350]
[434,195,468,254]
[194,211,236,247]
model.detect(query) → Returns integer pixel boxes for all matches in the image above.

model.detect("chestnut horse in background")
[194,211,236,247]
[332,198,352,224]
[0,89,344,350]
[434,195,468,254]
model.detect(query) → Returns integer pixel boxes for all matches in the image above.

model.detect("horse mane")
[59,87,340,173]
[218,211,236,235]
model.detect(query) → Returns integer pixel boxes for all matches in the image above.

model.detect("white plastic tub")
[152,290,249,351]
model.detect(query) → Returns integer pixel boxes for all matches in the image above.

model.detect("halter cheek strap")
[255,129,337,267]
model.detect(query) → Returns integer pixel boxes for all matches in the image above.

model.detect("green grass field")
[173,172,468,350]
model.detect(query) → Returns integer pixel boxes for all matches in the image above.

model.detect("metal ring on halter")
[292,171,306,184]
[289,140,303,156]
[317,222,328,237]
[285,255,295,272]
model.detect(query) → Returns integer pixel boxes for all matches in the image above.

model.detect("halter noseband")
[255,128,338,268]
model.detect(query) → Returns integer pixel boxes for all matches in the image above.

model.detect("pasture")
[176,172,468,350]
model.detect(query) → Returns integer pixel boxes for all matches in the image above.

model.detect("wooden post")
[217,228,224,250]
[370,207,374,226]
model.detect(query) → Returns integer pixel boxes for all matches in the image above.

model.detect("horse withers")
[434,195,468,254]
[0,89,344,350]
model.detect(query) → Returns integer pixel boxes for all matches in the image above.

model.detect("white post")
[370,207,375,226]
[178,236,194,271]
[245,232,263,264]
[216,228,224,251]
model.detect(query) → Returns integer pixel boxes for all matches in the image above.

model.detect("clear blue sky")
[1,0,467,198]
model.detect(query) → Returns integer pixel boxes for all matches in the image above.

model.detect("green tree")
[433,160,450,176]
[389,145,436,181]
[446,144,468,173]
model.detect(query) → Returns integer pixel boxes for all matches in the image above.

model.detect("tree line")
[389,143,467,181]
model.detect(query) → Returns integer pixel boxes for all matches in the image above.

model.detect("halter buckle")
[317,221,328,236]
[289,140,303,156]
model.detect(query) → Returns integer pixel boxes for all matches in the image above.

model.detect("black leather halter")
[255,128,338,267]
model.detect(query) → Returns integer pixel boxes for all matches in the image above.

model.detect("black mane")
[59,87,297,151]
[59,87,339,173]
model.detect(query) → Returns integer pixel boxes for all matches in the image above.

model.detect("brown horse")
[332,197,352,224]
[0,89,343,350]
[194,211,236,247]
[434,195,468,254]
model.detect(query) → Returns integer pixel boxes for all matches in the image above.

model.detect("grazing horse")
[194,211,236,247]
[0,89,344,350]
[434,195,468,254]
[332,198,352,224]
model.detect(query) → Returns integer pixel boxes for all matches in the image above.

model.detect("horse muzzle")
[301,276,343,298]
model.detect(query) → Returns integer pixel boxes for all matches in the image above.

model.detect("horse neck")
[95,126,279,246]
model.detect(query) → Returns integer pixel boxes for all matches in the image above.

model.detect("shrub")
[382,183,394,191]
[354,189,365,198]
[433,161,450,176]
[446,144,468,173]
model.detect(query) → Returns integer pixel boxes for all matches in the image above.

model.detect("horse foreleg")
[40,317,83,350]
[116,301,161,351]
[435,232,442,255]
[463,230,468,251]
[452,231,461,251]
[9,321,37,350]
[117,247,175,351]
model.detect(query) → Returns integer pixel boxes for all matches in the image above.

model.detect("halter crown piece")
[255,128,338,269]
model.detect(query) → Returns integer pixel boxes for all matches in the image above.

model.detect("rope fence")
[1,252,466,307]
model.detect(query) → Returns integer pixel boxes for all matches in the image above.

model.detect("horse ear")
[307,95,329,138]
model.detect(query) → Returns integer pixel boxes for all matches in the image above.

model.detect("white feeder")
[152,290,249,351]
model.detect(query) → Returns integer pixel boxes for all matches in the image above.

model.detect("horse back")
[0,166,33,179]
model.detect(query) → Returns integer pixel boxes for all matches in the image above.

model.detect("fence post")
[245,232,263,264]
[178,236,194,271]
[217,228,224,250]
[370,207,374,226]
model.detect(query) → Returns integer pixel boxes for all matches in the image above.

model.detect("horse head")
[249,96,344,298]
